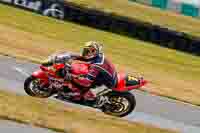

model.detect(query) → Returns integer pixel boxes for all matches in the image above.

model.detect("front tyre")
[24,76,53,98]
[102,92,136,117]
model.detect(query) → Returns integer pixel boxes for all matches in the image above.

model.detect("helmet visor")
[82,48,90,57]
[82,47,97,59]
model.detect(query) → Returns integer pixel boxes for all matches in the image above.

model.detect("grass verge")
[66,0,200,38]
[0,90,178,133]
[0,4,200,105]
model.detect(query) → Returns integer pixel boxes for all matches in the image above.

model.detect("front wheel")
[24,76,53,98]
[102,92,136,117]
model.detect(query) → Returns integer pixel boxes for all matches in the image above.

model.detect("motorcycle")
[24,53,147,117]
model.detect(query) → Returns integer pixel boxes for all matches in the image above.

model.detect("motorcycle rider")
[63,41,118,101]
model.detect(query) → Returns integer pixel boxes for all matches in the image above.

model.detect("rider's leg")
[65,82,96,101]
[63,83,82,101]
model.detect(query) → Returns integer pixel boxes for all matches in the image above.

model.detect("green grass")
[0,90,178,133]
[66,0,200,37]
[0,4,200,105]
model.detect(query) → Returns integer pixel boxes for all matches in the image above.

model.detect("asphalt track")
[0,55,200,133]
[0,120,56,133]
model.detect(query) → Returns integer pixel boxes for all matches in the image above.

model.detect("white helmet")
[81,41,103,60]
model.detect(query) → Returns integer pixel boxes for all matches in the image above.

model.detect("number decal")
[128,75,137,81]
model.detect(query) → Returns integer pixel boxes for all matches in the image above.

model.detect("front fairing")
[32,69,48,80]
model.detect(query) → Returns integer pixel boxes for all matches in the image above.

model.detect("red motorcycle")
[24,53,147,117]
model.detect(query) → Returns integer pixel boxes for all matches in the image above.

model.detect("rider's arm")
[70,53,83,60]
[59,53,85,63]
[41,52,83,67]
[41,59,53,66]
[73,65,99,87]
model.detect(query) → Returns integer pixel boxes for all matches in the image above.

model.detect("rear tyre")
[24,76,53,98]
[102,92,136,117]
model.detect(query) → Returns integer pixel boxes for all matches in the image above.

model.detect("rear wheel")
[24,76,53,98]
[102,92,136,117]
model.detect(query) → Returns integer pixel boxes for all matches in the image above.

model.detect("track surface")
[0,55,200,133]
[0,120,56,133]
